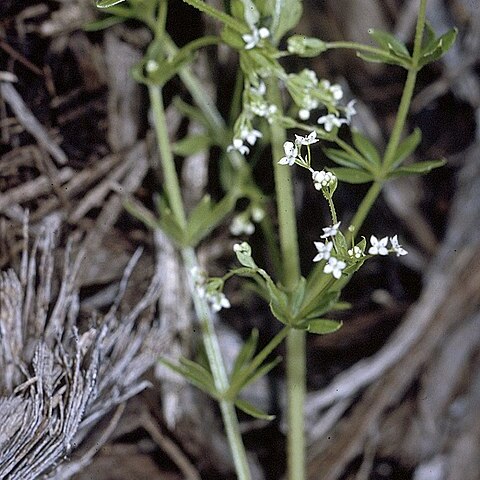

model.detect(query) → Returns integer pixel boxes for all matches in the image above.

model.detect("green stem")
[267,79,305,480]
[326,41,394,57]
[181,0,247,34]
[149,85,187,227]
[382,0,427,173]
[345,180,383,244]
[149,85,251,480]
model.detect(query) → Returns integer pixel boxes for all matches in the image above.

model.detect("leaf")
[172,134,212,156]
[241,356,282,389]
[391,128,421,169]
[187,193,237,246]
[84,15,126,31]
[356,51,409,69]
[289,276,306,318]
[323,148,364,170]
[419,28,457,68]
[421,22,439,55]
[306,318,342,335]
[160,358,218,398]
[235,399,276,420]
[268,0,303,44]
[388,159,446,178]
[368,28,411,59]
[330,167,374,184]
[287,35,328,57]
[231,328,259,380]
[351,130,381,167]
[96,0,126,8]
[299,290,340,321]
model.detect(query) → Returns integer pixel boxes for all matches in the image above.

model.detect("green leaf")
[268,0,303,44]
[299,290,340,321]
[368,28,411,59]
[289,276,306,318]
[160,358,218,398]
[172,134,212,156]
[231,328,259,380]
[306,318,342,335]
[96,0,126,8]
[84,15,126,31]
[356,51,409,69]
[155,196,187,246]
[242,356,282,389]
[235,399,275,421]
[351,130,381,167]
[391,128,421,169]
[323,148,365,170]
[186,193,237,246]
[388,159,446,178]
[330,167,374,184]
[234,243,258,269]
[287,35,328,57]
[419,28,457,68]
[421,22,439,55]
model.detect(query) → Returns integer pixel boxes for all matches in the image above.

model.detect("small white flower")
[323,257,346,279]
[295,131,319,146]
[368,235,389,256]
[258,27,270,39]
[241,127,262,146]
[390,235,408,256]
[191,266,208,297]
[313,241,333,262]
[230,214,255,236]
[208,292,231,312]
[146,59,160,72]
[227,138,250,156]
[330,84,343,101]
[348,245,363,258]
[321,222,341,238]
[317,114,347,132]
[345,99,357,123]
[312,170,336,191]
[251,206,265,222]
[278,141,298,166]
[233,241,251,255]
[250,81,266,96]
[242,27,270,50]
[298,109,310,120]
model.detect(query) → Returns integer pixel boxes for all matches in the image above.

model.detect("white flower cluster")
[312,225,408,280]
[312,222,346,279]
[312,170,336,191]
[230,206,265,236]
[368,235,408,257]
[191,267,231,312]
[227,82,278,157]
[243,26,270,50]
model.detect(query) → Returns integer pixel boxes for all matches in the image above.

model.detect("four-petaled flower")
[317,114,347,132]
[295,131,319,146]
[241,127,262,146]
[242,27,270,50]
[368,235,389,255]
[321,222,341,238]
[312,170,336,191]
[227,138,250,156]
[230,214,255,236]
[345,99,357,123]
[390,235,408,256]
[208,292,231,312]
[313,241,333,262]
[278,141,298,165]
[329,84,343,101]
[348,245,363,258]
[323,257,346,279]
